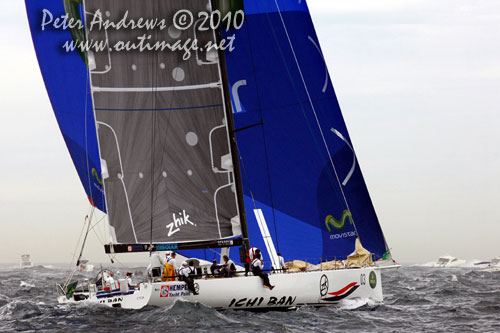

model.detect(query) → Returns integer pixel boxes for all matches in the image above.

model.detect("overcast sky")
[0,0,499,264]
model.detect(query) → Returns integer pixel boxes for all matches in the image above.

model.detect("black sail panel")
[84,0,241,244]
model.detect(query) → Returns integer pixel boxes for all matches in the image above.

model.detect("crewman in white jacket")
[179,261,198,295]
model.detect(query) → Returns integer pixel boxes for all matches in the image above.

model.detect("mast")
[210,0,250,251]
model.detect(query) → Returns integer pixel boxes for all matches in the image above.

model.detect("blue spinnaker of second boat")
[26,0,105,211]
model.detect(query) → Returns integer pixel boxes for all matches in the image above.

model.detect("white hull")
[59,267,383,310]
[432,256,466,268]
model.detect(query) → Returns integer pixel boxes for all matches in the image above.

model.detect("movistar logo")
[92,168,103,186]
[325,210,353,232]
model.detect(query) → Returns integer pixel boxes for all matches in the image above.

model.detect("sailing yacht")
[26,0,398,309]
[480,257,500,272]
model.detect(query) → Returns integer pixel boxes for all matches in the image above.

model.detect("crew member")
[251,249,274,290]
[188,261,197,278]
[210,259,221,276]
[104,272,115,288]
[179,261,199,295]
[277,253,286,272]
[147,251,166,278]
[221,255,237,277]
[162,252,177,281]
[245,247,259,276]
[126,272,135,288]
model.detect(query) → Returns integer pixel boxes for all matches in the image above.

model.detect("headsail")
[224,0,389,262]
[84,0,242,245]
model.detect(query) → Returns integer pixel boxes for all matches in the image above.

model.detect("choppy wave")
[0,265,499,332]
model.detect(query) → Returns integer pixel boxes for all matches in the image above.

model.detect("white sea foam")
[338,297,378,310]
[19,281,35,289]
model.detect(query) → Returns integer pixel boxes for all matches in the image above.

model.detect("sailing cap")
[165,251,171,256]
[181,261,188,266]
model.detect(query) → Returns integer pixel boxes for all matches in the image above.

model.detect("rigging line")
[246,9,283,252]
[272,1,360,236]
[149,6,156,249]
[65,206,91,284]
[82,0,111,243]
[235,141,258,210]
[76,206,95,267]
[84,66,93,206]
[64,206,95,289]
[233,122,263,133]
[260,6,341,200]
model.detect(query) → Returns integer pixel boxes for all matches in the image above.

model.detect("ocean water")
[0,265,499,332]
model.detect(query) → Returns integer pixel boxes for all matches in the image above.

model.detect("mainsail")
[84,0,242,245]
[27,0,244,248]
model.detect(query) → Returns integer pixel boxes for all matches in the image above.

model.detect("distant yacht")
[20,254,33,269]
[480,257,500,272]
[432,255,466,268]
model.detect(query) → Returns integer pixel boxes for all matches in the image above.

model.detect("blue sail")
[223,0,389,263]
[26,0,105,211]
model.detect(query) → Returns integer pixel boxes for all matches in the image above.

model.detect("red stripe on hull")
[328,282,358,296]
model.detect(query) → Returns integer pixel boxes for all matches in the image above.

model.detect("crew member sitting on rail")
[162,252,177,281]
[210,259,221,276]
[179,261,199,295]
[251,249,275,290]
[221,255,237,277]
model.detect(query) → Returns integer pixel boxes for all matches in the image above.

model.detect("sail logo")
[325,210,353,232]
[166,210,196,237]
[92,168,103,185]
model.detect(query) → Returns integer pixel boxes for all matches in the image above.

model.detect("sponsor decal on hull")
[369,271,377,289]
[319,275,360,302]
[160,284,190,298]
[98,297,123,304]
[228,296,297,308]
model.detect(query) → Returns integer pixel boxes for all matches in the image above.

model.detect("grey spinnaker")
[84,0,241,244]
